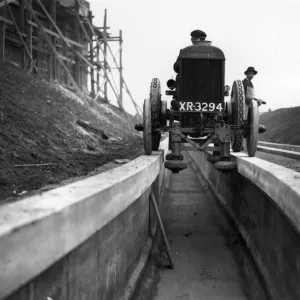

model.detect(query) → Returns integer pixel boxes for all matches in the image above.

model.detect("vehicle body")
[135,30,266,173]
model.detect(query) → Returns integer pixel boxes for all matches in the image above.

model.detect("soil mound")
[0,62,143,201]
[259,106,300,145]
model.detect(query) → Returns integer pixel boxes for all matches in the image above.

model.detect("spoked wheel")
[143,78,163,154]
[150,78,162,151]
[150,78,161,126]
[143,98,152,155]
[246,100,259,157]
[230,80,245,152]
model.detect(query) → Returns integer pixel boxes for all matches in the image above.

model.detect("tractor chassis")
[158,122,244,173]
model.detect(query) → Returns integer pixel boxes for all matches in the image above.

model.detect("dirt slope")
[259,106,300,145]
[0,62,143,201]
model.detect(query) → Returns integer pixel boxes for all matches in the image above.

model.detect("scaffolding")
[0,0,142,116]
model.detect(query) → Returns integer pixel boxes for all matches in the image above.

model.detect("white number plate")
[179,101,223,112]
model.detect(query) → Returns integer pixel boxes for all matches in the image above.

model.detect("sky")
[88,0,300,115]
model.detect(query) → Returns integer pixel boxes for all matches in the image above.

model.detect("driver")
[243,67,262,106]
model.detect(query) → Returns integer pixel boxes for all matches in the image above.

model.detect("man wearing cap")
[243,67,262,106]
[173,30,206,73]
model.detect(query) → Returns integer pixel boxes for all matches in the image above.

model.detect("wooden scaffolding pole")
[73,3,120,104]
[88,10,95,97]
[82,9,121,106]
[99,21,142,116]
[20,0,25,68]
[103,9,108,102]
[96,43,100,93]
[25,0,32,70]
[0,5,6,62]
[74,0,80,88]
[119,30,123,108]
[61,19,67,83]
[49,0,57,80]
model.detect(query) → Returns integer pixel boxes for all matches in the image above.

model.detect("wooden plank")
[0,15,13,25]
[14,163,57,167]
[74,50,94,69]
[27,20,83,48]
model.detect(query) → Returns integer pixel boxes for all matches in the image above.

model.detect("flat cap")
[191,30,207,40]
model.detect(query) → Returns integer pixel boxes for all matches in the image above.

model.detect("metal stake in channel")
[150,192,174,269]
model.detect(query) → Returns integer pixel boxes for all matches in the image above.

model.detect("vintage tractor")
[135,30,266,173]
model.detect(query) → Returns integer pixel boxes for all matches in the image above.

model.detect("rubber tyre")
[152,130,161,151]
[226,101,233,124]
[160,100,167,127]
[168,131,172,151]
[230,80,245,152]
[214,161,237,171]
[246,100,259,157]
[143,98,152,155]
[207,155,221,163]
[213,142,220,156]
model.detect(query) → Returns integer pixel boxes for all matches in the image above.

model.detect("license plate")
[179,101,223,112]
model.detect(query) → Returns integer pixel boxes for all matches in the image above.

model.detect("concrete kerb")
[0,139,169,300]
[258,141,300,153]
[188,150,300,300]
[257,145,300,160]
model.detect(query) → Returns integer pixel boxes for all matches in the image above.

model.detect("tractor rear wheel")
[150,78,161,127]
[149,78,162,150]
[246,100,259,157]
[230,80,245,152]
[143,98,152,155]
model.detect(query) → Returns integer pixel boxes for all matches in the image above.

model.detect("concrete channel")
[132,153,264,300]
[0,138,300,300]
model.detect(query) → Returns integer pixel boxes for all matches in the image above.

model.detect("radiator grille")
[179,59,223,102]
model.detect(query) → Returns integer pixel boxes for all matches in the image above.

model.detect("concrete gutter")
[0,139,169,300]
[188,150,300,300]
[257,145,300,160]
[232,151,300,232]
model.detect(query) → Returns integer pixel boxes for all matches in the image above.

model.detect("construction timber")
[0,0,141,115]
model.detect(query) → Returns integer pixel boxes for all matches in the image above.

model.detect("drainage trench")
[132,152,268,300]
